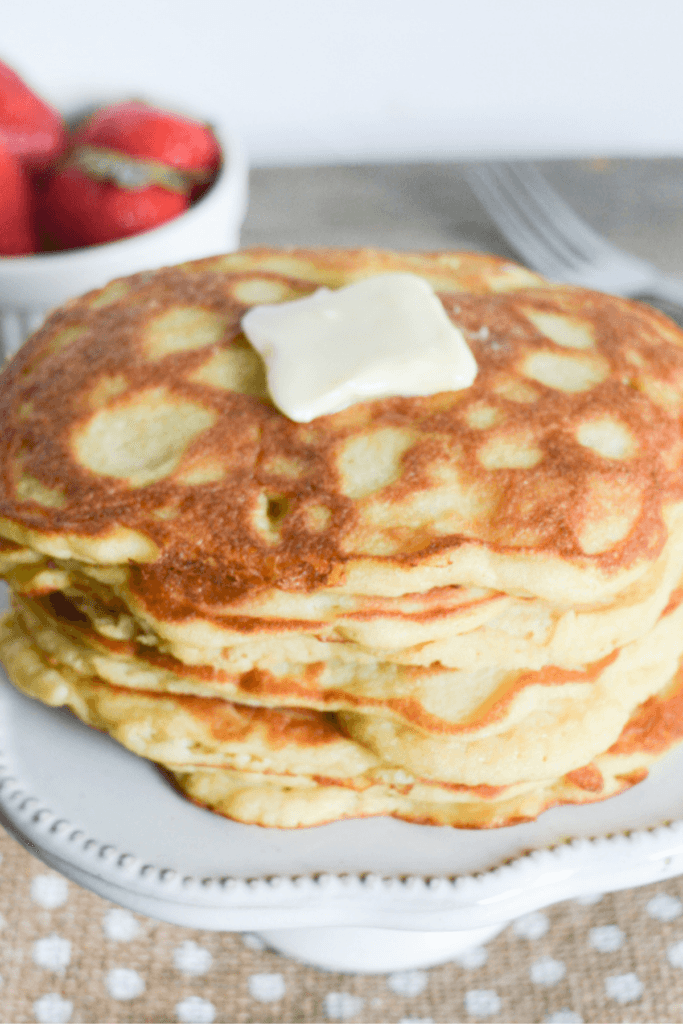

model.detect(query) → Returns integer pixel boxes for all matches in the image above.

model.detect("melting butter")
[241,272,478,422]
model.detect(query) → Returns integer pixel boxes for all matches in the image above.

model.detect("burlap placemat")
[1,826,683,1023]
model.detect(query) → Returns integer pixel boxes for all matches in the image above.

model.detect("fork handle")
[637,273,683,308]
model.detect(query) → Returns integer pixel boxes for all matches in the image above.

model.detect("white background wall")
[3,0,683,166]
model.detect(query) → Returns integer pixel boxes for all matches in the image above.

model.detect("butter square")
[241,273,477,422]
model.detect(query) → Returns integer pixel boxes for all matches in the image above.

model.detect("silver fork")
[464,161,683,306]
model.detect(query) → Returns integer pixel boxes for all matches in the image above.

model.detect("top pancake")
[2,247,683,611]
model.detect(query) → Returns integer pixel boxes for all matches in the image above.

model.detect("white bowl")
[0,105,248,358]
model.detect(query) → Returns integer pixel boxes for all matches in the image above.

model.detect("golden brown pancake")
[3,596,681,829]
[4,583,683,789]
[2,248,683,827]
[2,249,683,613]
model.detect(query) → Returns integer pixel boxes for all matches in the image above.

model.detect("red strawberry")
[0,60,67,171]
[0,139,38,255]
[40,100,220,249]
[74,101,220,178]
[40,166,188,248]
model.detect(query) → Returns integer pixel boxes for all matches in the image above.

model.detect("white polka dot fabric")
[3,827,683,1022]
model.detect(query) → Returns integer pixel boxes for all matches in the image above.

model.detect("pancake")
[173,663,683,829]
[167,704,674,828]
[12,582,683,739]
[5,585,683,787]
[167,749,645,829]
[7,525,683,675]
[1,249,683,618]
[3,599,681,829]
[0,611,375,778]
[3,247,683,828]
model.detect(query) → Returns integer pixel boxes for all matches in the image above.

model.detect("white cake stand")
[3,666,683,972]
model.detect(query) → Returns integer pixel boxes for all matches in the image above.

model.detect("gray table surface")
[241,158,683,282]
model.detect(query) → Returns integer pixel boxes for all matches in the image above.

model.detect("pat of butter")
[241,272,477,422]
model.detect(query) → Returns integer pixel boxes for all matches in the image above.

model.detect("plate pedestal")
[256,924,507,973]
[8,824,509,971]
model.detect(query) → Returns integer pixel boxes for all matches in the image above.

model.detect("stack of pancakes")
[1,247,683,828]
